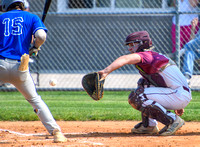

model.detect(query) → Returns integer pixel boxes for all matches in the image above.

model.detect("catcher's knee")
[128,91,143,110]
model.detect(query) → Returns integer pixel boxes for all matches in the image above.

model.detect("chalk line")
[0,129,46,136]
[0,129,104,145]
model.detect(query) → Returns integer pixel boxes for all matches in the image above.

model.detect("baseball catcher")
[82,72,105,101]
[98,31,191,136]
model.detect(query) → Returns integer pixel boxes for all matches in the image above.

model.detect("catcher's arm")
[98,54,141,80]
[29,29,46,56]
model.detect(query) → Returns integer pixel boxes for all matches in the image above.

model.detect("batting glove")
[29,46,41,56]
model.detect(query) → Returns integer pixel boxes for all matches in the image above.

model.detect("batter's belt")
[0,55,20,62]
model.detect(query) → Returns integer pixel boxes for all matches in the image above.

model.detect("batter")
[0,0,67,143]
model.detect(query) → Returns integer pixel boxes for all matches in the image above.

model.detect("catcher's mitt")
[82,72,105,101]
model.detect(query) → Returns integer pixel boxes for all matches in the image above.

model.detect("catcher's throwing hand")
[174,109,184,116]
[82,72,105,101]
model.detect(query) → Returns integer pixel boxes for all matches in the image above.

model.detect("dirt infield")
[0,121,200,147]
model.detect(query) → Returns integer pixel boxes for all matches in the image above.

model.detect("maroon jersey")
[136,51,169,74]
[135,51,171,87]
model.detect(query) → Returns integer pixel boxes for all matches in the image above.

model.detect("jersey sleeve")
[32,15,48,35]
[135,51,153,65]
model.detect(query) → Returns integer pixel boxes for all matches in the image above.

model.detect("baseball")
[49,79,57,86]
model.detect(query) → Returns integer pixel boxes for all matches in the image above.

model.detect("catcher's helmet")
[125,31,152,53]
[1,0,24,11]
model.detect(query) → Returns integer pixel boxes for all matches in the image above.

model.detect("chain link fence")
[1,0,200,90]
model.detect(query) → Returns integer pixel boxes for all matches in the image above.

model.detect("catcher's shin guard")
[128,90,145,110]
[128,92,149,127]
[128,91,173,126]
[142,101,174,126]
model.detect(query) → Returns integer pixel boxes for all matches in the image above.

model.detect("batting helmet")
[125,31,152,52]
[1,0,24,11]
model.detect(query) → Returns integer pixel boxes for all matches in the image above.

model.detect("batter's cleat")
[131,122,159,134]
[159,115,185,136]
[53,129,67,143]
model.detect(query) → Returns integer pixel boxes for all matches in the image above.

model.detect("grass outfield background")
[0,91,199,121]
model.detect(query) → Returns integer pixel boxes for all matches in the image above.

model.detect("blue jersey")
[0,10,47,60]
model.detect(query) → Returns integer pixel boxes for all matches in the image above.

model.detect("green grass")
[0,91,199,121]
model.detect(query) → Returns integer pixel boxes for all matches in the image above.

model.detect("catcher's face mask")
[126,41,143,53]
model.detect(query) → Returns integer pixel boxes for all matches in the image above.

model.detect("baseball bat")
[41,0,52,22]
[34,0,52,86]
